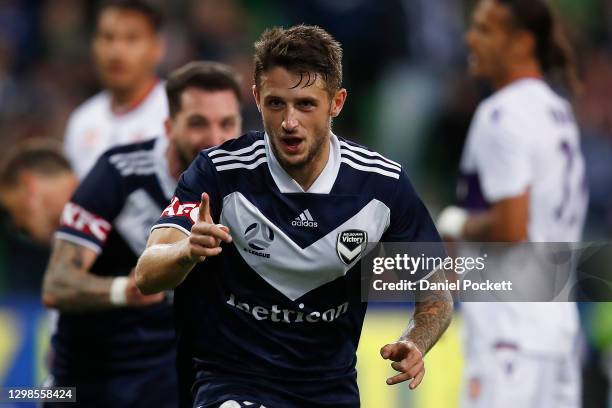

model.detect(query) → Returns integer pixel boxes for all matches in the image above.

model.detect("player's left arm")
[438,191,529,242]
[380,268,453,389]
[380,170,453,389]
[438,114,530,242]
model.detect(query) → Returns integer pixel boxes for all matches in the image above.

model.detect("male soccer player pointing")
[137,25,452,408]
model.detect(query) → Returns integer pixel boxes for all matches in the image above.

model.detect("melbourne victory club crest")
[337,229,368,265]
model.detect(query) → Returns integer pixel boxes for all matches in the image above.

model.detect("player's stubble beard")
[266,118,331,175]
[174,140,199,172]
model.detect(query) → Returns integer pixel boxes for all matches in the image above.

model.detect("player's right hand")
[186,192,232,262]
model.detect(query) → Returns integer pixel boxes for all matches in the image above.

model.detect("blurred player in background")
[437,0,587,407]
[0,140,76,246]
[136,25,452,408]
[41,61,243,408]
[64,0,168,178]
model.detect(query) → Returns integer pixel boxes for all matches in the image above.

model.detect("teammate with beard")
[42,61,242,408]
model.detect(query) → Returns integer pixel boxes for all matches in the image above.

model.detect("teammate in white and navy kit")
[42,61,243,408]
[136,25,453,408]
[63,0,167,178]
[436,1,587,407]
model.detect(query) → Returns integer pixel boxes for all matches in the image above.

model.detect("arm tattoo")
[43,240,114,313]
[400,269,453,355]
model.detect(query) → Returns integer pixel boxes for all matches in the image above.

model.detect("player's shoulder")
[68,90,109,124]
[206,131,265,156]
[203,131,266,171]
[103,137,157,156]
[99,138,159,176]
[478,79,565,125]
[145,80,169,108]
[336,135,403,181]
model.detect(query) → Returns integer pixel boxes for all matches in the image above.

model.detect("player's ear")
[153,35,166,66]
[20,170,38,196]
[512,29,535,59]
[164,117,173,140]
[330,88,347,118]
[252,85,261,113]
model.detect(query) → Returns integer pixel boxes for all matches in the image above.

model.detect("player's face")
[0,183,56,245]
[465,0,514,82]
[92,8,162,92]
[167,87,241,169]
[254,66,346,172]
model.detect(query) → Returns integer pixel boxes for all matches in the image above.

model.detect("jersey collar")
[264,132,341,194]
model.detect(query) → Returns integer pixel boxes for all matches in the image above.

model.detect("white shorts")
[461,345,580,408]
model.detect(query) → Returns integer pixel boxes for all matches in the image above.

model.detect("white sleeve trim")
[54,231,102,254]
[150,223,191,237]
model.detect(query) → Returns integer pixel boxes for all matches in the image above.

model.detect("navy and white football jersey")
[153,131,441,407]
[53,137,177,378]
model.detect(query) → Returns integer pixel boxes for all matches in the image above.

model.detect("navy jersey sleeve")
[56,153,126,253]
[152,152,221,236]
[384,170,442,243]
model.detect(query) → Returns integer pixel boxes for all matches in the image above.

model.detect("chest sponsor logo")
[226,293,349,323]
[337,229,368,265]
[243,222,275,258]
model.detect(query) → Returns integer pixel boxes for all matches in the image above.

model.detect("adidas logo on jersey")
[291,209,318,228]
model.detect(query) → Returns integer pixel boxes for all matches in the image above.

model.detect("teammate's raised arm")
[135,193,232,294]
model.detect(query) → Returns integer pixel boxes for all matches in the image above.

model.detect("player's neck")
[286,137,331,191]
[494,62,543,90]
[110,76,158,114]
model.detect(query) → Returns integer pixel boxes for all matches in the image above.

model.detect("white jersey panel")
[64,81,168,178]
[220,192,390,301]
[460,79,587,356]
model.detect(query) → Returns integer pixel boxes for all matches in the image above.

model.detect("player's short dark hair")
[166,61,243,118]
[497,0,580,95]
[98,0,163,32]
[0,139,72,189]
[253,25,343,97]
